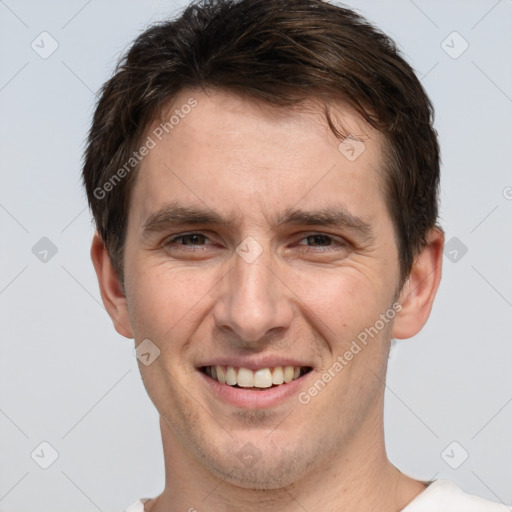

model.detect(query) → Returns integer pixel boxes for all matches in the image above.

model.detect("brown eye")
[164,232,214,250]
[303,234,332,247]
[172,233,207,245]
[296,233,347,251]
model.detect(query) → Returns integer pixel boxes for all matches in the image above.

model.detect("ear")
[90,232,134,339]
[392,227,444,339]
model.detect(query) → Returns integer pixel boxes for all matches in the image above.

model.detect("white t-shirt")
[124,479,511,511]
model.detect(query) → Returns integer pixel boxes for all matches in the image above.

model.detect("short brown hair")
[82,0,441,284]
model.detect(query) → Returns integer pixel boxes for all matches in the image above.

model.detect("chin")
[199,438,314,490]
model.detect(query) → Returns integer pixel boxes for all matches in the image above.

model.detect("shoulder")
[403,480,511,512]
[123,498,149,512]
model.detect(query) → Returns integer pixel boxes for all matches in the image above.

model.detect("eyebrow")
[141,201,374,242]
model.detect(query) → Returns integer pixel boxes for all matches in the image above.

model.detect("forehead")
[148,88,382,157]
[131,88,387,228]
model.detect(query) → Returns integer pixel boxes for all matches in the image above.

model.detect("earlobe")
[90,232,134,339]
[392,227,444,340]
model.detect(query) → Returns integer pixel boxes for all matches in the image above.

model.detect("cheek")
[292,267,382,340]
[126,263,217,342]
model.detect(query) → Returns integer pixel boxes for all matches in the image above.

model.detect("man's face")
[121,89,403,488]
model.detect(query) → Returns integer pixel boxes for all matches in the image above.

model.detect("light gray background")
[1,0,511,510]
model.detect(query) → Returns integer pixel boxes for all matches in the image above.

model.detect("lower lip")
[198,370,311,408]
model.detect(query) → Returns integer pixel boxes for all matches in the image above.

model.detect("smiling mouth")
[200,365,313,389]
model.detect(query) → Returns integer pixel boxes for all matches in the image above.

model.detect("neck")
[147,404,426,512]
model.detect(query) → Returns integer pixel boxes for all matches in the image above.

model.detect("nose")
[212,244,293,346]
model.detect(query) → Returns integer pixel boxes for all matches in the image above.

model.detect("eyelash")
[165,232,348,252]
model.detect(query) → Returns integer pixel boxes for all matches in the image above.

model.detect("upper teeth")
[205,365,304,388]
